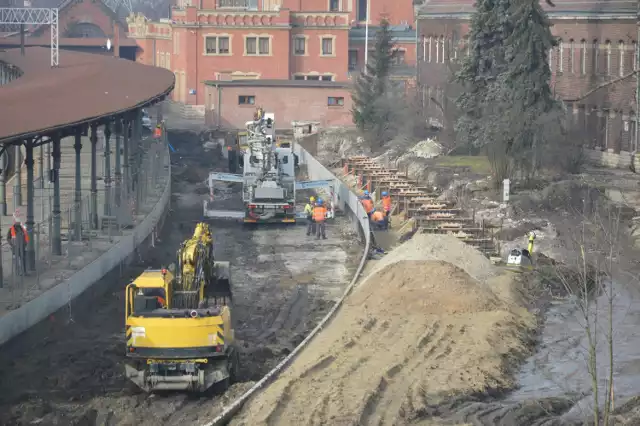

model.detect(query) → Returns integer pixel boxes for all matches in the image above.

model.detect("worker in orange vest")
[360,190,374,217]
[313,198,328,240]
[381,191,392,217]
[6,219,29,276]
[370,209,388,230]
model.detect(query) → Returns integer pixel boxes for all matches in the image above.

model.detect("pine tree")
[454,0,513,148]
[501,0,558,174]
[352,18,395,137]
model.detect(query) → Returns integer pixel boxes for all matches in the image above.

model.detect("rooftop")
[349,25,417,43]
[417,0,637,17]
[205,79,351,88]
[0,47,174,143]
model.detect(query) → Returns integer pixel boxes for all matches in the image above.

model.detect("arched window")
[557,39,564,73]
[427,36,432,63]
[440,35,445,63]
[605,40,612,75]
[619,41,625,76]
[592,39,599,74]
[569,39,575,73]
[580,39,587,75]
[435,37,440,63]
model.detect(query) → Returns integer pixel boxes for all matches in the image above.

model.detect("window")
[294,75,305,80]
[568,39,574,73]
[435,37,440,63]
[329,0,339,11]
[245,36,270,55]
[321,37,333,56]
[246,37,256,54]
[238,95,255,105]
[619,41,625,76]
[592,40,599,74]
[307,75,320,80]
[328,96,344,106]
[392,50,406,65]
[580,39,587,75]
[606,40,612,75]
[294,37,306,55]
[259,37,270,54]
[557,39,563,73]
[205,36,230,55]
[348,50,357,70]
[321,75,333,81]
[634,41,638,71]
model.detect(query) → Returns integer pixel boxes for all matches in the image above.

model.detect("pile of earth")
[230,234,536,425]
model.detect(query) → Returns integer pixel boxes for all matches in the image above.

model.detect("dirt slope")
[231,235,535,426]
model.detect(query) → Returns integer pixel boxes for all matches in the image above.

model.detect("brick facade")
[204,81,353,128]
[127,0,417,124]
[417,0,639,153]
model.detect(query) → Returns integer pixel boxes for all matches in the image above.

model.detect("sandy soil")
[231,234,536,426]
[0,129,361,426]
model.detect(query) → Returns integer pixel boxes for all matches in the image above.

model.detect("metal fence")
[0,137,170,307]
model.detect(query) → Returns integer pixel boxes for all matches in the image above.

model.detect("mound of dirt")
[231,246,535,426]
[365,233,497,284]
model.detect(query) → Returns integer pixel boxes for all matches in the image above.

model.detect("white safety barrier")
[203,143,371,426]
[0,146,171,346]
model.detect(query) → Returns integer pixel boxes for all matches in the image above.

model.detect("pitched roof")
[29,0,128,37]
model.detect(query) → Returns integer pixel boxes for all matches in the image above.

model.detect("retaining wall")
[203,138,371,426]
[0,147,172,346]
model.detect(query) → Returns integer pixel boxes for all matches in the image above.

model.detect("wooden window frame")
[244,34,273,56]
[293,35,308,56]
[319,35,336,57]
[203,34,232,56]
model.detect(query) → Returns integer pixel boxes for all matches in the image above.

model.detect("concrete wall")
[587,148,640,170]
[0,147,172,346]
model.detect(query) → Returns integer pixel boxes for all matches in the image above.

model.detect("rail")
[202,140,371,426]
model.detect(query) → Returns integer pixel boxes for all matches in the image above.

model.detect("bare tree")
[550,187,634,425]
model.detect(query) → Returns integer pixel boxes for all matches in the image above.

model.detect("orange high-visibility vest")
[313,206,327,222]
[10,224,29,243]
[154,127,162,138]
[382,196,392,212]
[361,198,374,213]
[371,211,385,222]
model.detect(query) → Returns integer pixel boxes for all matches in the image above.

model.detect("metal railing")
[0,137,170,308]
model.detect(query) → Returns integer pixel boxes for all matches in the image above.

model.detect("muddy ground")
[0,130,361,426]
[287,129,640,425]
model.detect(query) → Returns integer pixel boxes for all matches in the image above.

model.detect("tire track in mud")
[0,131,360,426]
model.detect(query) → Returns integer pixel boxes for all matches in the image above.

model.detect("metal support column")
[24,139,35,271]
[133,110,142,208]
[0,147,7,216]
[13,143,22,210]
[73,130,82,241]
[122,119,130,201]
[114,119,122,208]
[103,123,112,216]
[38,144,44,189]
[51,136,61,256]
[90,123,99,230]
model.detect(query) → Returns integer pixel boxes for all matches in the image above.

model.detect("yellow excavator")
[124,223,238,392]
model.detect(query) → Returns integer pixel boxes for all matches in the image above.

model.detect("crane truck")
[124,223,239,393]
[203,107,335,224]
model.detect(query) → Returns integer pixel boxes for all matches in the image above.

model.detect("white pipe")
[363,0,370,72]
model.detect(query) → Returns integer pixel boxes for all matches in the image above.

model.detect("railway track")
[0,131,360,426]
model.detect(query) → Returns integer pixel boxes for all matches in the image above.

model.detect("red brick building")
[126,0,417,128]
[0,0,138,59]
[417,0,639,153]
